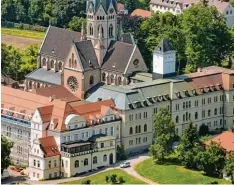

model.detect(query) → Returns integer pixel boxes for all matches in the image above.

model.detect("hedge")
[1,21,46,32]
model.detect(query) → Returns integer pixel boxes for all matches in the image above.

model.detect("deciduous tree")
[224,153,234,184]
[1,136,14,174]
[150,106,175,163]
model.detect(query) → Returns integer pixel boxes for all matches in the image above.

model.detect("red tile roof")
[39,136,60,157]
[205,131,234,152]
[131,9,152,18]
[33,85,80,102]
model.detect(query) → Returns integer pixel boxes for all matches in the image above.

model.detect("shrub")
[105,175,110,183]
[81,180,91,185]
[110,174,117,184]
[1,21,46,32]
[118,176,125,184]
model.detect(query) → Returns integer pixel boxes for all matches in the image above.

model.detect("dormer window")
[158,95,163,102]
[183,90,190,97]
[175,92,181,98]
[192,89,197,95]
[199,87,205,94]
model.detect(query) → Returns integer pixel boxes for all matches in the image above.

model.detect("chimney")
[49,95,56,102]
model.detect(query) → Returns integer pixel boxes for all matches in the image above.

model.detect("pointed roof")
[154,38,175,53]
[87,0,118,13]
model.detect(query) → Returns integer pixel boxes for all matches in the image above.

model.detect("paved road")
[3,154,154,184]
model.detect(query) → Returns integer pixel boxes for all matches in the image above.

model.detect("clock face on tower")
[67,76,78,92]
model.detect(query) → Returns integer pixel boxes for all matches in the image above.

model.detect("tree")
[177,120,202,169]
[68,17,86,32]
[140,12,186,71]
[117,145,127,160]
[1,136,14,173]
[196,141,226,177]
[181,4,233,72]
[20,44,39,76]
[1,43,23,81]
[199,124,209,136]
[110,174,117,184]
[28,0,44,24]
[224,153,234,184]
[150,106,175,163]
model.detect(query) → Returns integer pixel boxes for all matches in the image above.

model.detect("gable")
[64,43,84,71]
[31,109,43,124]
[124,46,148,75]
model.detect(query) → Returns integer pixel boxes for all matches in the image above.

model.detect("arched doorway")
[109,153,113,165]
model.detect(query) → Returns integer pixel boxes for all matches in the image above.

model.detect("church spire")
[81,22,86,41]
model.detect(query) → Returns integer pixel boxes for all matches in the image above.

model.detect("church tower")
[152,38,176,80]
[86,0,118,66]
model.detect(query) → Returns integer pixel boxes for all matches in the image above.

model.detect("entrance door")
[109,153,113,164]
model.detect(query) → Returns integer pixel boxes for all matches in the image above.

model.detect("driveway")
[6,153,154,184]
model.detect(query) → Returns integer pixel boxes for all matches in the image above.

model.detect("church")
[25,0,148,99]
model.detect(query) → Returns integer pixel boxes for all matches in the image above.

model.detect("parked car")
[1,169,9,180]
[120,161,131,168]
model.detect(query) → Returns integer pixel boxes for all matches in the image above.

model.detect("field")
[135,158,230,184]
[1,28,44,49]
[61,169,146,184]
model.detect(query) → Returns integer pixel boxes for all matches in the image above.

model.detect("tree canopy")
[150,106,175,163]
[1,136,14,173]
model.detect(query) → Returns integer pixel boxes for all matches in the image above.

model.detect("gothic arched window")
[98,24,104,38]
[58,62,63,71]
[102,73,106,81]
[50,60,54,69]
[84,158,88,166]
[74,60,77,69]
[118,77,122,85]
[110,75,114,84]
[93,156,97,164]
[89,75,94,87]
[89,24,93,36]
[75,160,79,168]
[69,59,72,68]
[42,58,46,67]
[109,24,113,37]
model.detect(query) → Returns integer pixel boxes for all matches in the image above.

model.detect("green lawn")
[135,158,230,184]
[61,169,146,184]
[2,28,45,40]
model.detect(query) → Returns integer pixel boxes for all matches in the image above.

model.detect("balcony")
[1,114,31,128]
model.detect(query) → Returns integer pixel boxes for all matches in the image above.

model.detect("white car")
[120,162,131,168]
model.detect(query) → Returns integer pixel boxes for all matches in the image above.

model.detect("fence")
[1,21,47,32]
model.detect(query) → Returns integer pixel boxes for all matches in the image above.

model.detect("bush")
[1,21,46,32]
[118,176,125,184]
[110,174,117,184]
[81,180,91,185]
[105,175,110,183]
[199,124,209,136]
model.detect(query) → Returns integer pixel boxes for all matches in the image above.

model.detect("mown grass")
[1,28,45,40]
[135,158,230,184]
[61,169,146,184]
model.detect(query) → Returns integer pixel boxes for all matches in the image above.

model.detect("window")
[135,125,138,134]
[62,160,64,167]
[37,173,39,178]
[109,24,113,37]
[129,114,133,121]
[58,62,62,71]
[143,112,148,118]
[65,160,68,168]
[49,161,51,168]
[37,160,40,168]
[103,155,107,162]
[144,124,147,132]
[34,159,36,166]
[129,127,133,135]
[89,24,93,35]
[102,73,106,81]
[176,116,179,123]
[54,172,57,178]
[110,141,113,146]
[84,158,88,166]
[153,107,157,114]
[101,143,104,148]
[138,125,141,133]
[93,156,97,164]
[89,75,94,87]
[49,173,52,179]
[99,129,102,134]
[54,160,57,167]
[50,60,54,69]
[129,140,133,145]
[208,109,211,117]
[98,24,104,38]
[195,112,198,120]
[75,160,79,168]
[110,127,114,136]
[214,108,217,115]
